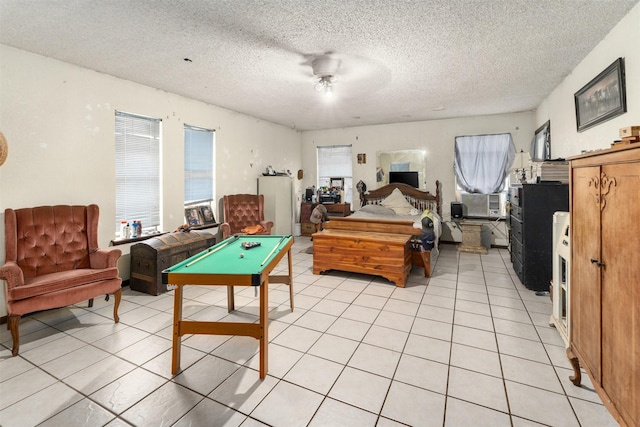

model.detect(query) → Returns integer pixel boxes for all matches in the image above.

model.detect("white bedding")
[350,205,442,256]
[349,207,421,223]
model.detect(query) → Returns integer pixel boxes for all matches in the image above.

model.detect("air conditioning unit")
[460,193,506,218]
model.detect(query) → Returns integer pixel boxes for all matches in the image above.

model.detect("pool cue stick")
[186,235,240,267]
[260,236,287,266]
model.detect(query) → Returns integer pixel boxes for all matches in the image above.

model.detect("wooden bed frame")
[361,181,442,217]
[322,181,441,277]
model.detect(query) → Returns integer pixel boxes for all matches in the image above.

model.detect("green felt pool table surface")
[162,234,293,286]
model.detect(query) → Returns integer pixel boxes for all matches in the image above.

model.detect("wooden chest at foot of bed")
[312,229,412,287]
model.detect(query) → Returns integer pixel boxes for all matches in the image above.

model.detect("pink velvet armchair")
[220,194,274,239]
[1,204,122,356]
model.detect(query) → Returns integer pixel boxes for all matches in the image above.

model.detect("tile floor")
[0,239,618,426]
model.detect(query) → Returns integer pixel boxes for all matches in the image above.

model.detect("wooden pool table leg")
[227,285,235,312]
[259,281,269,379]
[287,248,294,311]
[171,284,183,375]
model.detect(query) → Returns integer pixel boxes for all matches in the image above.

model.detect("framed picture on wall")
[574,57,626,132]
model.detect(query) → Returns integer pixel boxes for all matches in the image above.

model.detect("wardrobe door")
[570,165,602,381]
[600,161,640,426]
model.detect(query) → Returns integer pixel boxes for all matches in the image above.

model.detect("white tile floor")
[0,239,618,427]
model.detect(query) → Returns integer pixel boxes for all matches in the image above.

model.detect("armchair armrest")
[90,248,122,269]
[260,221,274,234]
[220,223,232,239]
[0,261,25,290]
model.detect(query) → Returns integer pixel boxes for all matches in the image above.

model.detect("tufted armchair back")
[5,205,100,278]
[221,194,273,239]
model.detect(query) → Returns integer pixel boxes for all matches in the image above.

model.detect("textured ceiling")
[1,0,637,131]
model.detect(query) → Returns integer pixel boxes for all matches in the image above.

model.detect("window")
[115,111,161,236]
[454,133,515,194]
[184,125,215,206]
[317,145,353,204]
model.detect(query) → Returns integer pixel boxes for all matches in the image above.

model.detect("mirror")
[531,121,551,161]
[376,150,426,189]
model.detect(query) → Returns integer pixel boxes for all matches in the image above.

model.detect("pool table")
[162,234,294,379]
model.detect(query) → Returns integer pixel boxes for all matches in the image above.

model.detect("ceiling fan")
[311,54,341,98]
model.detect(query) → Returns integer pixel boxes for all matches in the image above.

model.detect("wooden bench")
[312,229,412,287]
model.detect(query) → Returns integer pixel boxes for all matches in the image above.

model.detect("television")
[388,171,419,188]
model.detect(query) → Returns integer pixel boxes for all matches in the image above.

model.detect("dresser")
[568,145,639,427]
[300,202,351,236]
[509,183,569,292]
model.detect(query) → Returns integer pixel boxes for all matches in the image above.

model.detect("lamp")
[511,150,531,183]
[314,76,335,98]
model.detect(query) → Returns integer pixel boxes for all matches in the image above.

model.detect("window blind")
[115,111,161,234]
[184,125,215,205]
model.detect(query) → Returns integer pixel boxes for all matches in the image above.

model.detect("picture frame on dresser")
[200,205,216,224]
[185,207,202,226]
[574,57,626,132]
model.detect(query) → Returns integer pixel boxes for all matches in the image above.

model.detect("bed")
[319,181,442,279]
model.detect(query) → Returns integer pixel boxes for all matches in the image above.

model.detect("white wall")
[0,45,302,316]
[536,2,640,157]
[301,112,536,221]
[300,113,534,246]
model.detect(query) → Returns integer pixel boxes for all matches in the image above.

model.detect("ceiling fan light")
[324,85,333,98]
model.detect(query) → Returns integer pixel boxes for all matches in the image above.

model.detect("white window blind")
[115,111,161,235]
[317,145,353,204]
[184,125,215,205]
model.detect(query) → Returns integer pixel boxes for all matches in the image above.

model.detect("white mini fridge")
[257,175,295,236]
[550,211,570,346]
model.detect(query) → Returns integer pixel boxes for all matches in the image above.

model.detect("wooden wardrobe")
[568,144,639,427]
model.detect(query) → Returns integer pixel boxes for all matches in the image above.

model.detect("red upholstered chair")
[0,205,122,356]
[220,194,274,239]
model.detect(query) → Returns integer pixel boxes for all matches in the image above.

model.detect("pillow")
[381,188,416,215]
[241,224,266,234]
[359,204,397,216]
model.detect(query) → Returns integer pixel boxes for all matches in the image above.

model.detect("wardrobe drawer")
[510,216,523,244]
[510,204,521,220]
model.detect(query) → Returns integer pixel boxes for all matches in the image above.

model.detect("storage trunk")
[312,229,411,287]
[130,231,216,295]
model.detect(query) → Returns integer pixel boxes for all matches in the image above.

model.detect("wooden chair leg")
[113,289,122,323]
[420,250,430,277]
[8,314,21,357]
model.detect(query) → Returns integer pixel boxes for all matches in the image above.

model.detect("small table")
[457,221,488,254]
[162,235,294,379]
